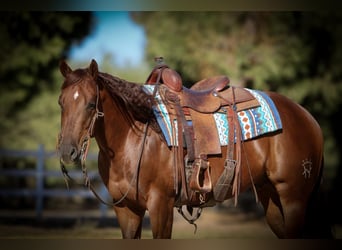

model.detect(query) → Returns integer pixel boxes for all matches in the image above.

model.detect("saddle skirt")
[143,85,282,147]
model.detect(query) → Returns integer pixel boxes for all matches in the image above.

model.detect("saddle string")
[148,69,181,197]
[170,114,179,196]
[162,89,190,201]
[230,87,242,205]
[241,139,259,203]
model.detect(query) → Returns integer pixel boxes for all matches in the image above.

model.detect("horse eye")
[87,102,96,110]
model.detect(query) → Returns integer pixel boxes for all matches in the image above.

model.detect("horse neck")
[93,87,141,154]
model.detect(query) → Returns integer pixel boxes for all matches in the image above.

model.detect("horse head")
[57,59,102,166]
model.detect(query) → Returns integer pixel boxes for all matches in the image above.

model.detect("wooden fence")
[0,144,111,220]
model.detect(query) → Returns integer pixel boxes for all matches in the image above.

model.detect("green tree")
[0,12,92,149]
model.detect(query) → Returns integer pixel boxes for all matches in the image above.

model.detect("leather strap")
[213,87,242,203]
[231,106,242,205]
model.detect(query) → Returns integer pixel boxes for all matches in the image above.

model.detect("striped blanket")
[143,85,282,146]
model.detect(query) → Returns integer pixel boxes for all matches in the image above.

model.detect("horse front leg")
[113,206,145,239]
[147,196,174,239]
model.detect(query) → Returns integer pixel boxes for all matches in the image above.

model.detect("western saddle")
[145,59,260,209]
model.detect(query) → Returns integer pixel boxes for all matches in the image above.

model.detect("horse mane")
[97,72,161,134]
[61,67,162,135]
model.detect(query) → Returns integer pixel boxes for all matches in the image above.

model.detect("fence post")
[36,144,45,220]
[99,185,109,218]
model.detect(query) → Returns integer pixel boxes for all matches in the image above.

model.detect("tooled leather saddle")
[145,60,260,208]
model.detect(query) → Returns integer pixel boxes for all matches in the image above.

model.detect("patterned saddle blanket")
[143,85,282,146]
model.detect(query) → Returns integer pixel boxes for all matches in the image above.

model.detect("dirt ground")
[0,205,340,239]
[0,206,276,239]
[171,207,275,239]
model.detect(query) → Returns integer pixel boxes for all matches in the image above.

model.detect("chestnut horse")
[57,59,331,238]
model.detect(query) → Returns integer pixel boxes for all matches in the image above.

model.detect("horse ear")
[89,59,99,78]
[59,60,72,78]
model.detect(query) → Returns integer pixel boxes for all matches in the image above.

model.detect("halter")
[59,83,149,207]
[88,85,104,137]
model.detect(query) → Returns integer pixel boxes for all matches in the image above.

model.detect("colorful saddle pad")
[143,85,282,147]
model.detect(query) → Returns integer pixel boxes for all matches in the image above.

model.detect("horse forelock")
[61,69,93,89]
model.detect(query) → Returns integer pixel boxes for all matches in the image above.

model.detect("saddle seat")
[180,76,229,113]
[146,64,228,93]
[148,65,259,113]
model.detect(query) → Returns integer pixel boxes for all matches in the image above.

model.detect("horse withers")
[57,59,331,238]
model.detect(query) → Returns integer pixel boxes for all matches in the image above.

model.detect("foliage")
[0,12,93,150]
[0,12,93,114]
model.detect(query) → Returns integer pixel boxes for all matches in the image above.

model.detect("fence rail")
[0,144,110,219]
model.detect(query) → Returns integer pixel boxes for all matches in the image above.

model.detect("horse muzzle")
[58,143,80,166]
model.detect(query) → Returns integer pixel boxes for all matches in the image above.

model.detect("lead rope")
[59,84,149,207]
[60,121,149,207]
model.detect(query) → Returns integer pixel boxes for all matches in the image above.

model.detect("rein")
[59,84,149,207]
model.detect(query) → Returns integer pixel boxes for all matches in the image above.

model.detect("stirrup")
[189,155,212,193]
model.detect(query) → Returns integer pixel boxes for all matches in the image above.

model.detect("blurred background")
[0,11,342,238]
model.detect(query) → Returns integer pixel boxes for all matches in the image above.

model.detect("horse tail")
[302,156,334,238]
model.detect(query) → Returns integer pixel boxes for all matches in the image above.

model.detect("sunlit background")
[69,12,146,67]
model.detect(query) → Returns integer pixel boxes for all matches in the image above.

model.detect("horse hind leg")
[257,183,287,238]
[267,161,332,238]
[301,162,334,238]
[258,182,308,238]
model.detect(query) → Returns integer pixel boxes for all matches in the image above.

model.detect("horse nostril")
[70,147,78,161]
